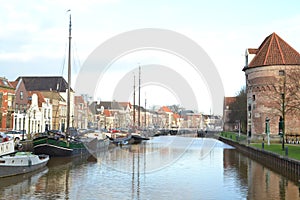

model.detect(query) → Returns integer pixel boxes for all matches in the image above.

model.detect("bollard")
[262,142,264,150]
[285,146,288,156]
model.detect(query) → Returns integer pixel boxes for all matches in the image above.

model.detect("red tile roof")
[103,109,111,117]
[224,97,236,107]
[75,96,85,104]
[160,106,172,113]
[9,80,18,89]
[248,48,258,54]
[173,113,180,119]
[246,33,300,69]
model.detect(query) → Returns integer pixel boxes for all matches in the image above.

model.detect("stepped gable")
[246,32,300,69]
[16,76,72,92]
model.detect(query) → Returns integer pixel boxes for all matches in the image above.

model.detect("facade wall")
[0,82,15,132]
[245,65,300,135]
[13,79,29,132]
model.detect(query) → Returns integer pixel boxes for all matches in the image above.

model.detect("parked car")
[5,130,26,141]
[0,132,11,142]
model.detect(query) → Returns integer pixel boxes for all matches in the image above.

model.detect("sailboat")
[109,66,149,145]
[33,12,88,157]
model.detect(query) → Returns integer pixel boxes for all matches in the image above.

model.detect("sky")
[1,0,300,115]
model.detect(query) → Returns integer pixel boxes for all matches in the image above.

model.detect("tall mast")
[144,93,147,128]
[133,74,136,127]
[66,12,72,131]
[138,65,141,127]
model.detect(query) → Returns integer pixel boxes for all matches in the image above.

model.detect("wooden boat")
[107,132,149,145]
[0,140,49,178]
[107,134,133,145]
[80,132,110,159]
[131,133,150,144]
[33,135,87,157]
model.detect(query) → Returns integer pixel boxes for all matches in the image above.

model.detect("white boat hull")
[0,153,49,178]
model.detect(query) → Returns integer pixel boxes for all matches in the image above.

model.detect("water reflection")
[223,148,300,200]
[0,167,48,199]
[0,137,299,200]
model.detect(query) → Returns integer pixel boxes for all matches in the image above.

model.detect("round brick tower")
[243,33,300,137]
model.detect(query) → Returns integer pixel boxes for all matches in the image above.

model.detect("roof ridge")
[263,33,274,65]
[274,33,286,64]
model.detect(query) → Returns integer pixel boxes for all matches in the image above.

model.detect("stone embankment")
[219,137,300,183]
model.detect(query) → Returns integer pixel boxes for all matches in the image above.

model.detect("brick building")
[223,97,237,132]
[0,77,15,131]
[243,33,300,136]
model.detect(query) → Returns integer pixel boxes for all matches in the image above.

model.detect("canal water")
[0,136,299,200]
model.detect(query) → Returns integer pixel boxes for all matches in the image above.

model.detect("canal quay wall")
[219,137,300,183]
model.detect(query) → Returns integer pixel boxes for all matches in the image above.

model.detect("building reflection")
[33,155,89,199]
[223,149,299,199]
[2,139,300,199]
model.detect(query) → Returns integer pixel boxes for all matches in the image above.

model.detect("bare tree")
[228,87,247,133]
[285,69,300,113]
[168,104,181,114]
[269,68,300,118]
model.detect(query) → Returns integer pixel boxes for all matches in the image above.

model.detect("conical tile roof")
[247,32,300,68]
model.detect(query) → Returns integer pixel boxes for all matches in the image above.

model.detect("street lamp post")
[71,115,74,128]
[22,110,26,140]
[265,117,270,145]
[279,69,286,150]
[238,120,241,137]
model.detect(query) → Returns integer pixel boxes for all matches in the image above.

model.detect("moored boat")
[131,133,150,144]
[107,132,149,145]
[0,140,49,178]
[32,13,88,157]
[80,132,110,159]
[33,134,87,157]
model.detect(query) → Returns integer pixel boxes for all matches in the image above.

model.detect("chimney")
[245,49,249,68]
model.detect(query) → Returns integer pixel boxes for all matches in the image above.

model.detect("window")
[248,104,251,111]
[7,94,13,109]
[20,91,24,100]
[44,109,47,119]
[279,70,285,76]
[252,95,255,101]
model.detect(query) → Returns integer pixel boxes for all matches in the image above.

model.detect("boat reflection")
[35,155,90,199]
[0,167,48,198]
[1,137,300,199]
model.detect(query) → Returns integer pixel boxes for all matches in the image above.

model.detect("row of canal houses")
[0,76,222,136]
[89,102,222,131]
[0,76,80,134]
